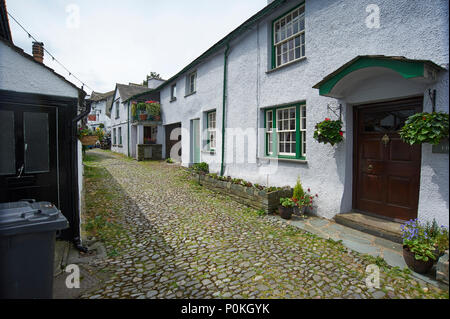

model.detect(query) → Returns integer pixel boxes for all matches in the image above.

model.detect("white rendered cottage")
[130,0,449,227]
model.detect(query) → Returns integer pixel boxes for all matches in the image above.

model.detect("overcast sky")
[7,0,268,93]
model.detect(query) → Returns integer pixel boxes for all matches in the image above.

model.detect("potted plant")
[313,118,344,146]
[78,127,99,146]
[131,102,138,118]
[400,219,448,274]
[399,112,449,145]
[145,100,161,121]
[292,177,305,215]
[279,197,295,220]
[137,102,148,120]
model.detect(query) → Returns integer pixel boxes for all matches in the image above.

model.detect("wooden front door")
[354,97,423,221]
[0,105,58,206]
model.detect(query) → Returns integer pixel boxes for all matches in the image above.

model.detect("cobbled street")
[79,149,448,299]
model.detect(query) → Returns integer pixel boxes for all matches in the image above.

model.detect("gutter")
[71,90,90,253]
[220,43,230,176]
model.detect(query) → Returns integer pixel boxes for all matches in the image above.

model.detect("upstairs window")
[115,101,120,119]
[207,111,216,151]
[265,103,306,159]
[171,84,177,101]
[272,4,305,68]
[186,71,197,96]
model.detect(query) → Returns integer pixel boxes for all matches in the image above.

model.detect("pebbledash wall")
[158,0,449,226]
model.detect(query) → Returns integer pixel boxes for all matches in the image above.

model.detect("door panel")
[0,105,58,207]
[354,97,422,221]
[192,119,200,164]
[0,110,16,175]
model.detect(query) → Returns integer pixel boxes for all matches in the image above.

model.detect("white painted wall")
[88,99,112,132]
[0,41,79,98]
[159,0,448,225]
[110,90,130,157]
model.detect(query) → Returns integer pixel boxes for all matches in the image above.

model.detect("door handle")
[368,164,373,171]
[17,164,24,178]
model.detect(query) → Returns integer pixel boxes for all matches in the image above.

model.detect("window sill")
[184,91,197,98]
[258,156,307,164]
[170,98,177,103]
[266,56,307,74]
[202,150,216,155]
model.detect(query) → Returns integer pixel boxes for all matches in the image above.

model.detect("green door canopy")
[313,55,445,98]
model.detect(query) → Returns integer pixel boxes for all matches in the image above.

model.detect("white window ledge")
[266,56,307,74]
[257,156,308,164]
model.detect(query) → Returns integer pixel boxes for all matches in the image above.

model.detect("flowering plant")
[401,219,439,262]
[313,118,344,146]
[280,197,296,208]
[399,112,449,145]
[296,188,318,208]
[78,126,104,141]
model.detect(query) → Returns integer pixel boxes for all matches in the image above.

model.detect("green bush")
[293,177,305,200]
[166,158,174,163]
[192,162,209,174]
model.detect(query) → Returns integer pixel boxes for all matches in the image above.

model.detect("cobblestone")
[80,150,448,299]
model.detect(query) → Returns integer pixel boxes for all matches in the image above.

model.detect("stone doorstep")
[334,212,403,244]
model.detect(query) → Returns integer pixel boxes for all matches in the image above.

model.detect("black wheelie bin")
[0,200,68,299]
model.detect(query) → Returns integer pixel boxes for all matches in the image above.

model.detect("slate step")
[334,212,403,244]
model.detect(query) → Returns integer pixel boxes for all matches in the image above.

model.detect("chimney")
[32,42,44,63]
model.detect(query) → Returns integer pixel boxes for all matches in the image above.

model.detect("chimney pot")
[32,41,44,63]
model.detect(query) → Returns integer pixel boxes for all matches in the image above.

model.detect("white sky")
[7,0,268,93]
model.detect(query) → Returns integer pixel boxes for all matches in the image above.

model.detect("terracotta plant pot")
[79,135,98,146]
[139,114,148,121]
[402,246,435,274]
[279,205,293,220]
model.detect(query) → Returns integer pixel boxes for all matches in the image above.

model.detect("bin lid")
[0,201,69,237]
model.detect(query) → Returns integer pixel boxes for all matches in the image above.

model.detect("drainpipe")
[71,90,90,253]
[220,43,230,176]
[127,101,130,157]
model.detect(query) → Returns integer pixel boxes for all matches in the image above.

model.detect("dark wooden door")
[0,105,58,206]
[165,122,182,160]
[354,97,423,221]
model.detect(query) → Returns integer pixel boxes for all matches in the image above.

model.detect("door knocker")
[381,134,390,146]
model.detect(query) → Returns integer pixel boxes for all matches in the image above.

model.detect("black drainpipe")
[70,89,90,252]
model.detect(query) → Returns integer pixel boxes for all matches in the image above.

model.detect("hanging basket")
[80,135,99,146]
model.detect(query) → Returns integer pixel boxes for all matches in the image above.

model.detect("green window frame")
[206,110,216,151]
[264,103,306,160]
[271,2,305,69]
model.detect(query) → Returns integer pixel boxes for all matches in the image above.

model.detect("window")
[115,101,120,119]
[118,127,122,145]
[272,4,305,68]
[207,111,216,150]
[186,71,197,95]
[265,103,306,159]
[171,84,177,101]
[113,128,116,145]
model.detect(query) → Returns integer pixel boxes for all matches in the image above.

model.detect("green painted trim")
[318,57,425,96]
[220,44,230,176]
[264,102,306,159]
[271,1,305,69]
[127,102,130,157]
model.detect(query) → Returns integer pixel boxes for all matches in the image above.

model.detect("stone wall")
[137,144,162,161]
[192,172,292,213]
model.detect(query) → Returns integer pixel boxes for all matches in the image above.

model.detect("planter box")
[191,172,292,213]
